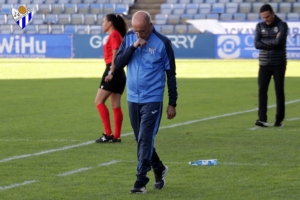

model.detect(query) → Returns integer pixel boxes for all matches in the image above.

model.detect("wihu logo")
[11,5,34,29]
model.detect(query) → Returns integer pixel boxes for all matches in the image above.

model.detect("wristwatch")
[108,71,114,75]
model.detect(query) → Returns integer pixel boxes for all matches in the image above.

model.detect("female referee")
[94,14,128,143]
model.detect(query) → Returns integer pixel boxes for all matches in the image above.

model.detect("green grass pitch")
[0,59,299,199]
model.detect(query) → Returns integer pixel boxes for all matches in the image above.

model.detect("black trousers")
[258,65,286,122]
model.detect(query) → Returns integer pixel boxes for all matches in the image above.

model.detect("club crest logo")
[11,5,34,29]
[149,47,156,54]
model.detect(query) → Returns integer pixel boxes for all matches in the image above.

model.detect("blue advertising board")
[73,34,109,58]
[215,34,300,59]
[72,34,215,59]
[166,34,214,59]
[0,34,72,58]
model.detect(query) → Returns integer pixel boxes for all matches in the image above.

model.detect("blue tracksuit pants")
[128,101,164,185]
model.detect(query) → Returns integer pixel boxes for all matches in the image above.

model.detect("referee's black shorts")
[99,63,126,94]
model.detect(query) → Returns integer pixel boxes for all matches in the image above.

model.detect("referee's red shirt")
[103,30,123,64]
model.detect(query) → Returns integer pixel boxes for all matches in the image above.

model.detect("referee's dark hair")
[260,4,274,14]
[106,14,128,38]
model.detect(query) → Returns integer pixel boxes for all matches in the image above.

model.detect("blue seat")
[64,4,77,14]
[69,0,81,3]
[293,2,300,13]
[90,25,102,34]
[90,4,102,14]
[70,14,83,25]
[154,14,168,25]
[103,3,115,14]
[31,14,45,24]
[115,4,129,15]
[77,4,90,14]
[45,14,58,24]
[57,14,71,24]
[187,24,200,34]
[287,13,300,20]
[205,0,217,3]
[7,0,19,3]
[212,3,225,13]
[160,4,173,14]
[185,4,199,14]
[220,13,232,21]
[246,13,259,20]
[166,0,177,3]
[252,2,264,13]
[238,3,251,13]
[19,0,32,4]
[64,25,77,34]
[199,3,211,14]
[233,13,246,20]
[0,25,12,34]
[51,4,64,14]
[121,0,134,5]
[58,0,70,3]
[160,24,174,34]
[206,13,219,20]
[180,13,193,24]
[173,4,186,15]
[84,14,96,25]
[178,0,190,3]
[225,3,238,13]
[96,14,104,24]
[167,14,180,25]
[38,4,52,15]
[77,25,90,34]
[1,5,12,14]
[174,24,187,34]
[38,24,50,34]
[193,13,206,19]
[25,25,38,34]
[279,2,292,13]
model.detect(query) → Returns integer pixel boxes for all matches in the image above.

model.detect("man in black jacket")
[254,4,288,127]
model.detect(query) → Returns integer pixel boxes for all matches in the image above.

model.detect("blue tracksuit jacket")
[114,27,177,106]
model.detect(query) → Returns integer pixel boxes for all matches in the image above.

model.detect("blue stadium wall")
[0,34,299,59]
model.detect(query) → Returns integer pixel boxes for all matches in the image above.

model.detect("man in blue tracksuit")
[114,11,178,194]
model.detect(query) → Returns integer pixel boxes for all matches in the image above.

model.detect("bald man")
[115,11,178,194]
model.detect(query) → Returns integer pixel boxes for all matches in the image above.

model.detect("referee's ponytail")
[106,14,128,38]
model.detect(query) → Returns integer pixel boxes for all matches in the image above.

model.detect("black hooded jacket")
[254,15,288,67]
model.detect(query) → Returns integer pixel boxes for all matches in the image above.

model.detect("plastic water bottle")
[189,159,218,166]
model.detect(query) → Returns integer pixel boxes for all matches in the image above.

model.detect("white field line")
[0,139,83,142]
[0,141,94,163]
[220,162,268,166]
[0,180,37,191]
[1,99,299,164]
[286,117,300,121]
[57,167,92,177]
[57,160,121,177]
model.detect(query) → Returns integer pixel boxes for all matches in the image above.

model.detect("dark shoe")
[154,165,168,189]
[130,181,147,194]
[274,121,283,127]
[95,133,113,143]
[109,138,121,143]
[255,120,269,127]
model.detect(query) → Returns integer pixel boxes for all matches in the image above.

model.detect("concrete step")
[131,4,161,9]
[135,0,165,4]
[129,8,159,16]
